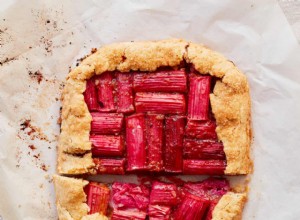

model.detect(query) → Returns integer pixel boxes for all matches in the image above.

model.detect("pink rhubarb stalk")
[133,70,187,92]
[148,205,171,220]
[150,181,178,206]
[174,194,209,220]
[95,72,116,112]
[93,158,125,175]
[91,113,124,134]
[205,201,217,220]
[183,139,225,160]
[146,114,164,172]
[84,182,110,215]
[125,114,147,171]
[183,178,229,201]
[183,160,226,175]
[112,182,150,211]
[90,134,124,157]
[135,92,186,114]
[84,78,99,111]
[116,72,135,113]
[111,210,147,220]
[164,116,185,173]
[188,75,211,120]
[185,120,218,140]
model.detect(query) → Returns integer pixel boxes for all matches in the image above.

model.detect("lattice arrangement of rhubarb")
[84,68,226,175]
[84,177,229,220]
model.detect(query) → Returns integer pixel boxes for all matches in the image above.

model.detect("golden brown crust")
[53,175,108,220]
[57,39,252,175]
[210,82,252,174]
[212,192,247,220]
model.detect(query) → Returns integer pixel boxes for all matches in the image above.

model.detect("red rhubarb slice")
[90,134,124,157]
[148,205,171,220]
[164,116,185,173]
[95,72,116,112]
[84,182,110,215]
[116,72,134,113]
[188,75,211,120]
[111,210,146,220]
[84,78,99,111]
[174,194,209,220]
[205,201,217,220]
[93,158,125,175]
[183,139,225,160]
[91,113,124,134]
[133,70,187,92]
[112,182,150,211]
[185,120,218,140]
[146,114,164,172]
[135,92,186,114]
[183,160,226,175]
[125,114,147,171]
[150,181,178,206]
[183,178,229,201]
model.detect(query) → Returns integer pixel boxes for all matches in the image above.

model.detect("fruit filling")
[84,178,229,220]
[84,68,226,175]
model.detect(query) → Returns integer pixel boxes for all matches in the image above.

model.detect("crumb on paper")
[40,163,49,172]
[20,119,49,141]
[0,57,17,66]
[28,70,44,84]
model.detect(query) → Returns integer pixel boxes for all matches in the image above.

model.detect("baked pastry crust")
[212,192,247,220]
[57,39,252,175]
[53,175,108,220]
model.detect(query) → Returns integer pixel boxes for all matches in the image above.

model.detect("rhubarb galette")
[55,39,251,220]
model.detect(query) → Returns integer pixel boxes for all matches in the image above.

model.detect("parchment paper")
[1,0,300,219]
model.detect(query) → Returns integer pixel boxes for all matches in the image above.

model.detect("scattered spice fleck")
[33,153,40,159]
[29,70,44,84]
[20,120,31,130]
[20,119,49,141]
[40,164,48,172]
[0,57,16,66]
[28,144,36,150]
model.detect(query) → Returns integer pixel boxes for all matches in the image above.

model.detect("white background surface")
[0,0,300,219]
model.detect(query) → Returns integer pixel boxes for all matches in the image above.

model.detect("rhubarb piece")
[183,160,226,175]
[116,73,135,113]
[164,116,185,173]
[183,178,229,201]
[95,72,116,112]
[91,113,124,134]
[183,139,225,160]
[148,205,171,220]
[93,158,125,175]
[84,78,99,111]
[188,75,211,120]
[174,194,209,220]
[204,201,217,220]
[146,114,164,171]
[90,135,124,157]
[111,210,146,220]
[150,182,178,206]
[133,70,187,92]
[135,92,186,114]
[84,182,110,215]
[125,114,147,171]
[185,120,218,140]
[112,182,150,211]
